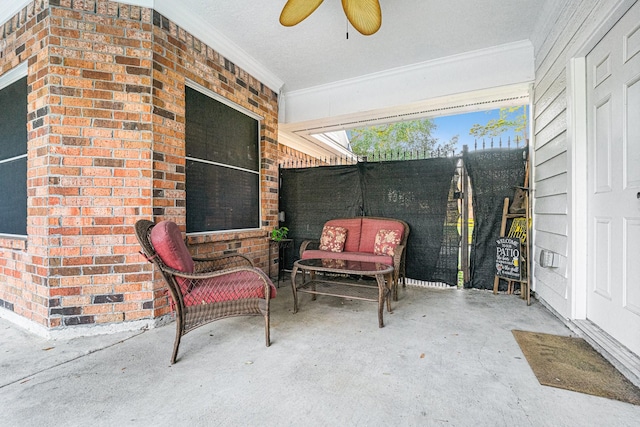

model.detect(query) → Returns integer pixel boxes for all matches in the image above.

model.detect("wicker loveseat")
[299,217,409,299]
[135,220,276,364]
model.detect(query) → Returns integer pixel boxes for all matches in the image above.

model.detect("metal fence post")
[461,145,470,285]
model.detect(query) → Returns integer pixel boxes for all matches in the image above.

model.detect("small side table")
[268,238,293,287]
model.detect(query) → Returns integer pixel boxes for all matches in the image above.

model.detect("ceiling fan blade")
[280,0,325,27]
[342,0,382,35]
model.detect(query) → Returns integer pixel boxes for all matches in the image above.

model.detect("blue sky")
[431,108,527,153]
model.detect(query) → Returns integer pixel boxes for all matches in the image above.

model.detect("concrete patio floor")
[2,281,639,426]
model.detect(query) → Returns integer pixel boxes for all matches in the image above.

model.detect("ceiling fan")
[279,0,382,36]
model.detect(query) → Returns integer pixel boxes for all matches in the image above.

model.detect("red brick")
[1,0,279,333]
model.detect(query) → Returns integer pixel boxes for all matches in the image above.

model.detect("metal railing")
[278,136,525,169]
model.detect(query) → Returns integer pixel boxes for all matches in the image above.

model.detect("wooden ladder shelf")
[493,189,531,305]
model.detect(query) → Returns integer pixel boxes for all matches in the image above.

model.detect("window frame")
[184,80,263,235]
[0,62,28,238]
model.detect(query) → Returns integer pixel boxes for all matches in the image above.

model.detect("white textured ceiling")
[177,0,550,92]
[1,0,551,93]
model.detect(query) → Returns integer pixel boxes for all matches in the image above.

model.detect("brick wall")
[0,1,50,328]
[0,0,280,334]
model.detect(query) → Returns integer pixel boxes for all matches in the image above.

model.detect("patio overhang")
[279,81,532,158]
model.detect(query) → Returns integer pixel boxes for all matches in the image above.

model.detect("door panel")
[626,77,640,186]
[594,98,612,193]
[593,218,611,299]
[626,219,640,315]
[587,1,640,356]
[624,21,640,61]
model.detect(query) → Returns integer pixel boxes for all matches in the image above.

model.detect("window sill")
[187,229,267,245]
[0,235,27,250]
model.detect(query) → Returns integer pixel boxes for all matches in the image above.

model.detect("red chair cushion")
[183,270,277,306]
[150,221,195,295]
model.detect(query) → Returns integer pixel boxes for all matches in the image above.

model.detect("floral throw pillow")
[319,225,348,252]
[374,229,401,256]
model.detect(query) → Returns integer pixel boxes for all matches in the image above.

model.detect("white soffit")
[0,0,30,25]
[279,82,531,158]
[281,40,534,124]
[282,82,531,135]
[277,39,533,158]
[278,131,354,160]
[115,0,154,7]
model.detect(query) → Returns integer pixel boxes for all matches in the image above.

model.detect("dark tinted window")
[185,86,259,171]
[185,85,260,233]
[0,76,27,235]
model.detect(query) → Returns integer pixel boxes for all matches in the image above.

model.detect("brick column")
[42,1,154,327]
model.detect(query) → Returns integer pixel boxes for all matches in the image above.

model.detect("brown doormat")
[512,330,640,405]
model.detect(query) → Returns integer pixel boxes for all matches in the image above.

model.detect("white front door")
[586,1,640,356]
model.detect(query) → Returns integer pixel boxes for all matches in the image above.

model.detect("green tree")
[469,106,528,140]
[349,118,457,156]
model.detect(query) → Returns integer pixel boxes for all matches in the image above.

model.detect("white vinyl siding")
[530,0,635,317]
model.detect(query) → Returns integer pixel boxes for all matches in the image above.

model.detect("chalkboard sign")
[495,237,521,280]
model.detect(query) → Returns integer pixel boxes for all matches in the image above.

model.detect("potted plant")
[270,226,289,242]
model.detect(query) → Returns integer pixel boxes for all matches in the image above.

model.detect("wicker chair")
[135,220,276,364]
